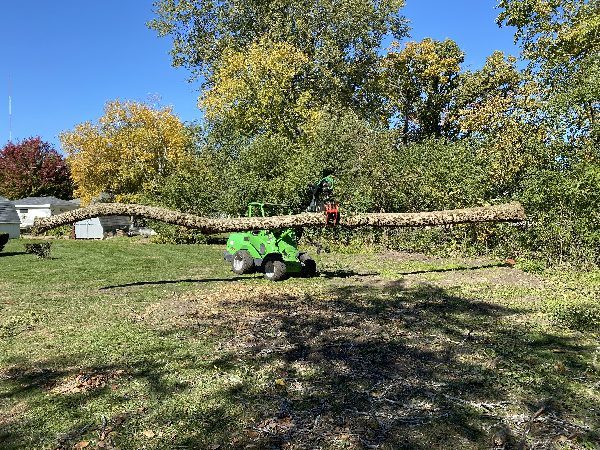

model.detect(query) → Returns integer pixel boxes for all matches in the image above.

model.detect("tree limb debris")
[32,202,526,235]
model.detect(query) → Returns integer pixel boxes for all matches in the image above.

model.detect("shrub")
[148,223,208,245]
[141,111,598,268]
[140,147,228,244]
[24,242,52,259]
[44,225,72,238]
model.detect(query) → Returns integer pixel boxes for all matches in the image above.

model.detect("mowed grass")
[0,238,598,449]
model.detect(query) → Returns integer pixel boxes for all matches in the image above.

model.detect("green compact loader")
[223,202,317,281]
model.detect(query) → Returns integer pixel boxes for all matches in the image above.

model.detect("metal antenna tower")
[8,75,12,142]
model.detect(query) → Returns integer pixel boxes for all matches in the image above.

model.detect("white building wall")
[74,216,131,239]
[16,206,51,228]
[16,204,77,228]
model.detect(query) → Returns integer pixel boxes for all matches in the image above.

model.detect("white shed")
[14,196,79,229]
[0,197,21,238]
[74,216,131,239]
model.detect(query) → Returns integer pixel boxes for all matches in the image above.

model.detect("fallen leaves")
[255,416,295,435]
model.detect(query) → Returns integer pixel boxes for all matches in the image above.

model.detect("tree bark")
[32,202,526,236]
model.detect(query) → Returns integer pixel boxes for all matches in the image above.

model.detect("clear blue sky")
[1,0,519,151]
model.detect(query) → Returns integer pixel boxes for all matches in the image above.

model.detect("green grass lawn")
[0,238,598,449]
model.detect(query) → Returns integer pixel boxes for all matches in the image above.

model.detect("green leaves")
[497,0,600,145]
[150,0,409,126]
[381,38,464,141]
[200,39,313,137]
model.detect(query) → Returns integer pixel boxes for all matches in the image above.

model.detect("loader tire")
[299,253,317,278]
[263,255,287,281]
[232,250,254,274]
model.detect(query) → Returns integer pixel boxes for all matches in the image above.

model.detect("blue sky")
[1,1,519,150]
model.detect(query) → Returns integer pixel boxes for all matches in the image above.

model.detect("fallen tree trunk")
[32,202,526,235]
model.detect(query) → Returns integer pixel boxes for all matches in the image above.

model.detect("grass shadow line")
[99,276,252,290]
[398,262,511,276]
[0,251,27,257]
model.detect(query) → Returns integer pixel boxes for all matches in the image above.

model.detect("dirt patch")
[379,250,508,267]
[49,370,125,395]
[404,266,545,289]
[140,283,319,336]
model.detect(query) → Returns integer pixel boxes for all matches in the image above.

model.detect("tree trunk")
[32,202,526,236]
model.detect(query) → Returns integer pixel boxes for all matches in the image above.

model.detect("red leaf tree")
[0,137,74,200]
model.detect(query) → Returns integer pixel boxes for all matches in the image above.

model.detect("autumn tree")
[200,39,316,137]
[60,100,192,205]
[454,51,548,195]
[0,137,73,200]
[149,0,409,125]
[382,38,464,142]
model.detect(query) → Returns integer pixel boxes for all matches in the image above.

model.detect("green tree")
[454,51,522,128]
[497,0,600,63]
[453,51,549,195]
[149,0,409,121]
[200,39,315,137]
[382,38,464,142]
[498,0,600,144]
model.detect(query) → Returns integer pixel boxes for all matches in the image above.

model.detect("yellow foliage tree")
[455,52,548,191]
[382,38,464,141]
[200,39,317,136]
[61,100,192,205]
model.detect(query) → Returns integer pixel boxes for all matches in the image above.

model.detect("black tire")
[232,250,254,275]
[299,252,317,277]
[262,255,287,281]
[300,257,317,278]
[0,233,8,253]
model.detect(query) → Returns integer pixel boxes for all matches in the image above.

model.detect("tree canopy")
[60,100,193,205]
[149,0,409,123]
[0,137,73,200]
[199,39,315,137]
[498,0,600,144]
[382,38,464,141]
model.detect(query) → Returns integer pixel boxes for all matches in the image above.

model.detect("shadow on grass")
[0,356,195,449]
[99,276,251,290]
[317,269,377,279]
[1,282,597,449]
[0,251,27,257]
[398,261,510,275]
[318,262,511,280]
[99,270,377,289]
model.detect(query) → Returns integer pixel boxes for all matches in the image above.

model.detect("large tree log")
[32,202,525,235]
